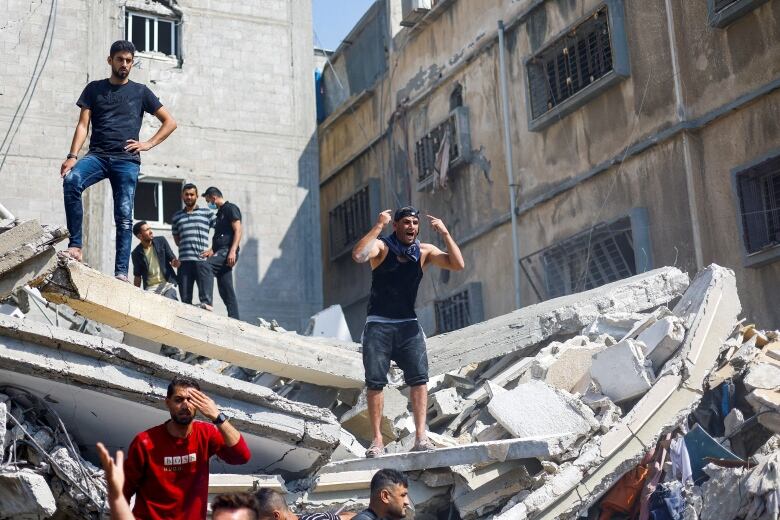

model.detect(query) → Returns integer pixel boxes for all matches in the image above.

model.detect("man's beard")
[171,411,194,425]
[113,67,129,79]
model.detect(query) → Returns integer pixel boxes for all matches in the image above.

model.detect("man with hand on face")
[61,40,176,281]
[123,376,251,520]
[352,207,465,457]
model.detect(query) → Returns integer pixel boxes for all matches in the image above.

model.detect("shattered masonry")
[0,219,779,520]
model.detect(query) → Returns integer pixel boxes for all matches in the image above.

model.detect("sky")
[312,0,377,51]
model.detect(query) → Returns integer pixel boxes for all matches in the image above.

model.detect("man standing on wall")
[351,207,465,457]
[201,187,242,320]
[123,376,251,520]
[60,40,177,281]
[171,183,215,310]
[131,221,180,300]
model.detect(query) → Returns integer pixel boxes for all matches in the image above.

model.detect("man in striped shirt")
[171,183,216,309]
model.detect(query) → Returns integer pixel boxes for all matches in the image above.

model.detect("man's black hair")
[132,221,147,237]
[202,186,223,198]
[166,376,201,398]
[110,40,136,57]
[254,488,289,516]
[211,492,259,519]
[181,183,198,193]
[370,469,408,497]
[394,206,420,222]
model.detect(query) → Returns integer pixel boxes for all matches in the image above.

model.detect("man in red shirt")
[123,376,251,519]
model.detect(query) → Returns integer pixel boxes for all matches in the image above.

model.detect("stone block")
[428,387,466,426]
[636,316,685,371]
[743,362,780,392]
[487,380,598,441]
[0,469,57,518]
[723,408,744,438]
[340,386,408,444]
[544,343,607,393]
[590,339,654,403]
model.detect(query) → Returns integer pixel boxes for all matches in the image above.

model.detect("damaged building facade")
[1,0,322,329]
[317,0,780,338]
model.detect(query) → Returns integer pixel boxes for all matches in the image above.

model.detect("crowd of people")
[62,39,468,519]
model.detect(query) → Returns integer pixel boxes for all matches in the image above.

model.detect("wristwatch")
[213,412,228,425]
[66,153,78,160]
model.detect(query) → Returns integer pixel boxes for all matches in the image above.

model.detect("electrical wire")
[0,0,58,176]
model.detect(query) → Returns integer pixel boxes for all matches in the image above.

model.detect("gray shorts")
[361,320,429,389]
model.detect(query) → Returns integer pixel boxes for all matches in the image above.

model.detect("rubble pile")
[0,387,107,519]
[0,219,778,519]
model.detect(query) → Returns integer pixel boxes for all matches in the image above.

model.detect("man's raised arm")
[352,209,392,263]
[424,215,465,271]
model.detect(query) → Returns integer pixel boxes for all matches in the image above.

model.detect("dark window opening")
[129,13,147,53]
[414,114,460,183]
[134,181,158,221]
[330,186,371,258]
[435,289,471,334]
[541,217,636,299]
[450,83,463,110]
[134,179,182,225]
[158,20,173,56]
[126,11,179,57]
[736,155,780,255]
[527,6,614,121]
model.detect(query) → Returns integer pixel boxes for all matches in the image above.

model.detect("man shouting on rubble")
[123,376,251,519]
[352,207,465,457]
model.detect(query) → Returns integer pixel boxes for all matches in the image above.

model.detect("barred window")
[708,0,770,27]
[736,155,780,255]
[414,115,460,183]
[542,217,636,299]
[435,289,472,334]
[329,186,372,259]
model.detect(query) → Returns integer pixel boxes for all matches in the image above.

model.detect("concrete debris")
[590,338,655,403]
[0,228,775,520]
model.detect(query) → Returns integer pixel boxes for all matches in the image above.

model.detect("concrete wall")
[318,0,780,338]
[1,0,322,330]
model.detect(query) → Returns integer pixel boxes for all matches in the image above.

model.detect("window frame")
[328,179,381,261]
[707,0,770,28]
[524,0,631,132]
[126,11,180,59]
[731,148,780,267]
[134,177,183,228]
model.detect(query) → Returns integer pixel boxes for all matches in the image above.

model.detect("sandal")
[365,442,385,458]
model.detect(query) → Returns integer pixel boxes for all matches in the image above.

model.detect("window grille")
[435,289,471,334]
[414,115,460,183]
[329,186,372,258]
[542,217,635,298]
[527,6,614,121]
[708,0,769,27]
[126,11,179,57]
[134,179,182,225]
[736,156,780,255]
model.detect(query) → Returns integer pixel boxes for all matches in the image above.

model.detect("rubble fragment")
[590,339,654,403]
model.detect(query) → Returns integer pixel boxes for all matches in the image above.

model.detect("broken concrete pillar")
[340,386,408,444]
[590,339,654,403]
[0,469,57,518]
[637,316,685,371]
[487,380,598,441]
[425,267,689,377]
[37,259,365,388]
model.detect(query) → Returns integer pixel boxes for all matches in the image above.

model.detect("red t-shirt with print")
[122,421,251,520]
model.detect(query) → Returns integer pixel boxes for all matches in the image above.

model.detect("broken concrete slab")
[0,224,68,299]
[340,386,407,444]
[425,267,689,377]
[637,316,685,371]
[743,362,780,391]
[319,435,570,474]
[582,312,647,340]
[510,265,740,520]
[466,357,535,404]
[428,387,466,426]
[591,339,654,403]
[745,388,780,433]
[0,314,342,477]
[208,474,286,494]
[37,259,365,388]
[544,342,607,393]
[487,380,598,441]
[0,469,57,519]
[454,465,534,520]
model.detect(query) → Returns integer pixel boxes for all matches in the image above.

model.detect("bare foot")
[65,247,82,262]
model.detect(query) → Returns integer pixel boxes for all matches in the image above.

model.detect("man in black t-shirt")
[254,488,354,520]
[200,186,242,319]
[60,40,177,281]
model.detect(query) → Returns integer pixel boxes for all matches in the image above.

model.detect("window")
[434,283,483,334]
[525,0,630,131]
[414,106,471,188]
[134,179,182,225]
[734,152,780,265]
[329,183,377,260]
[126,11,179,57]
[708,0,770,28]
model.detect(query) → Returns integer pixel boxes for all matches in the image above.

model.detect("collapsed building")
[0,218,778,519]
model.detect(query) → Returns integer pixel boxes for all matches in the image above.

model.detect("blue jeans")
[62,154,140,276]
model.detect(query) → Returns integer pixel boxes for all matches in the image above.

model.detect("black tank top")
[366,250,424,319]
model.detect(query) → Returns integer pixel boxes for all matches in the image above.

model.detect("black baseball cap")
[394,206,420,221]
